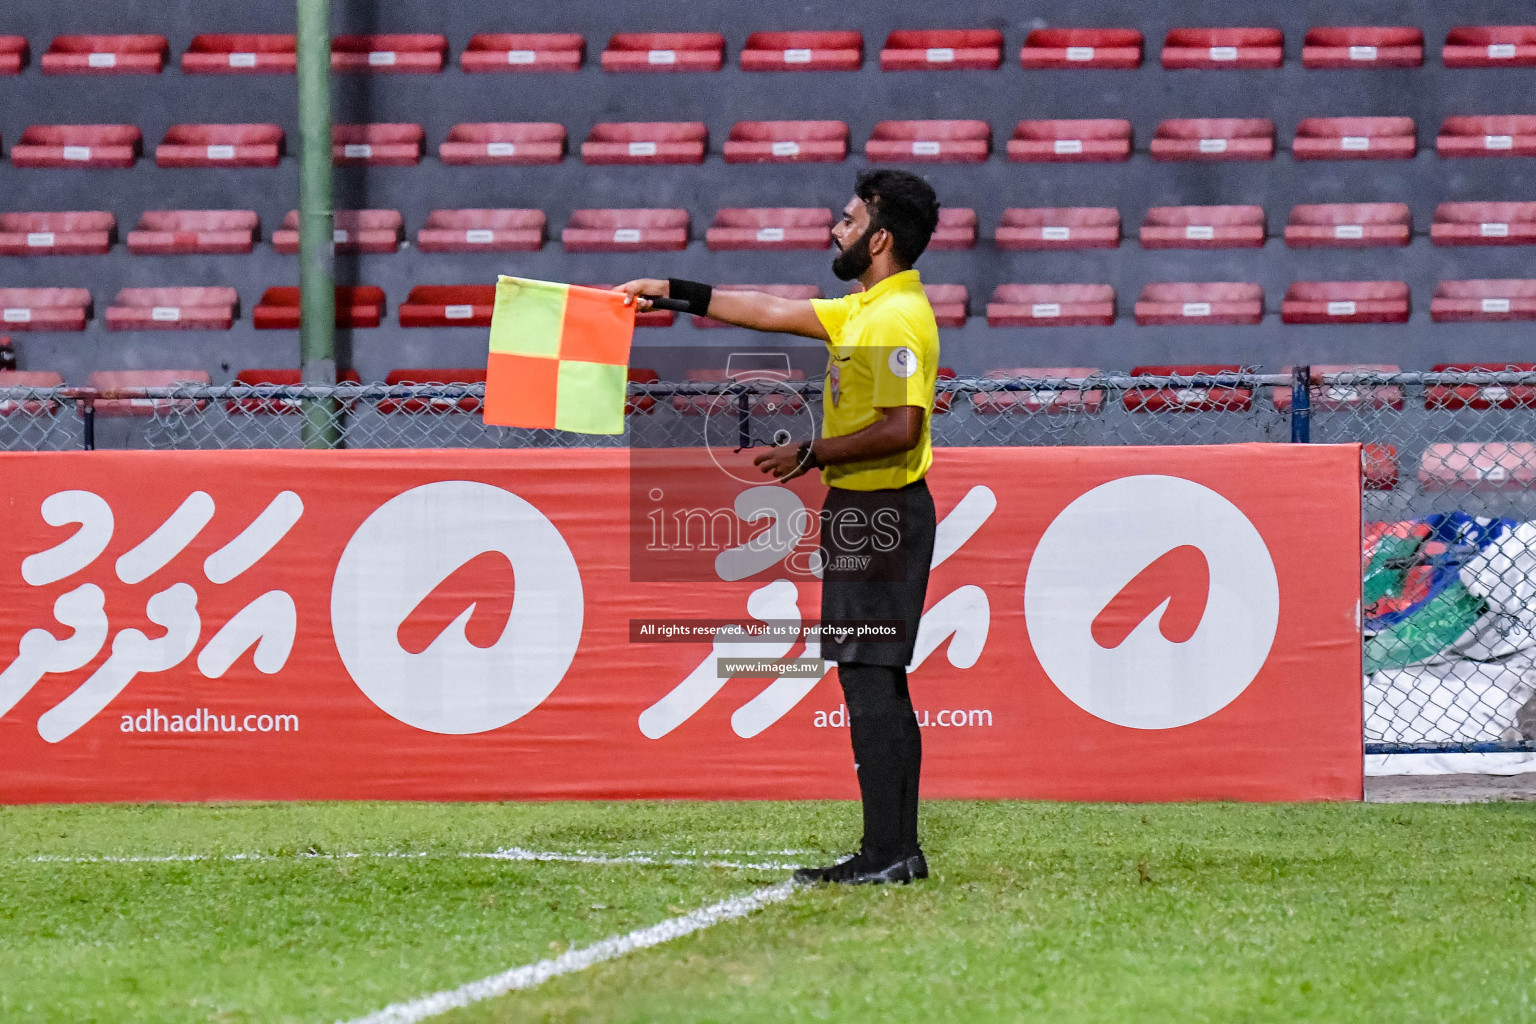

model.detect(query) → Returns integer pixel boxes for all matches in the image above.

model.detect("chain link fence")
[4,369,1536,755]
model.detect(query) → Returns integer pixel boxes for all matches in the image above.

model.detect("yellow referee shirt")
[809,269,939,491]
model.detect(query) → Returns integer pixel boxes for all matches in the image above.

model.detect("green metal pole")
[297,0,339,448]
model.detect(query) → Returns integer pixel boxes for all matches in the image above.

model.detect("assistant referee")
[618,169,941,886]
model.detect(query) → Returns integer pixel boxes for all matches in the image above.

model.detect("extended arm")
[614,279,829,341]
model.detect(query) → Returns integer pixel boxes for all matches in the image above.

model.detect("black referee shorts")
[818,479,936,668]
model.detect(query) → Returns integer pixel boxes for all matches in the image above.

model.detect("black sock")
[838,662,922,862]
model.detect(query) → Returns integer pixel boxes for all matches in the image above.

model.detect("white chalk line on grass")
[26,847,810,871]
[337,879,799,1024]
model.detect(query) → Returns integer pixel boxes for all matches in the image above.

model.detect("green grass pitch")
[2,799,1534,1023]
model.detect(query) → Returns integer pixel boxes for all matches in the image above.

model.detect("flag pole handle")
[642,295,693,313]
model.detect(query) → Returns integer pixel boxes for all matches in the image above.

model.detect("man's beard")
[831,226,874,281]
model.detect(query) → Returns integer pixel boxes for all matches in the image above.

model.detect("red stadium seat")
[582,122,706,164]
[1271,365,1404,411]
[331,34,446,73]
[417,209,545,253]
[1426,362,1536,410]
[723,121,848,163]
[1135,283,1263,326]
[274,210,403,254]
[581,285,674,327]
[741,31,862,71]
[398,285,495,328]
[0,37,29,74]
[42,35,166,75]
[564,209,689,252]
[155,124,283,167]
[626,367,660,414]
[254,286,384,329]
[706,208,832,250]
[1140,205,1265,249]
[88,370,211,417]
[693,285,822,328]
[332,124,422,166]
[924,285,968,327]
[932,366,957,414]
[0,371,65,416]
[601,33,724,73]
[0,288,91,331]
[987,284,1115,327]
[672,366,808,416]
[1007,119,1131,162]
[1437,116,1536,157]
[1432,202,1536,246]
[1294,117,1416,160]
[106,287,237,331]
[995,208,1120,250]
[1125,364,1253,412]
[127,210,258,255]
[1362,444,1400,491]
[0,212,115,255]
[182,34,296,74]
[1420,443,1536,491]
[226,367,363,415]
[1431,280,1536,322]
[1285,203,1411,248]
[972,367,1105,414]
[929,208,977,249]
[1162,28,1283,69]
[880,29,1002,70]
[865,120,990,162]
[440,122,565,165]
[379,368,486,414]
[1021,28,1143,69]
[1443,26,1536,67]
[1303,26,1424,68]
[461,33,584,73]
[1150,118,1274,161]
[11,125,141,168]
[1281,281,1409,324]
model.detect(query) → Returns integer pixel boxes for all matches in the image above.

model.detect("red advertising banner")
[0,445,1362,804]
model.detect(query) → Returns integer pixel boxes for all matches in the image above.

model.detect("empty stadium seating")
[461,33,584,72]
[1135,283,1263,325]
[1021,28,1143,69]
[741,31,862,71]
[88,370,211,417]
[1294,117,1416,160]
[1425,363,1536,409]
[1419,442,1536,491]
[226,367,363,415]
[1271,365,1404,411]
[105,287,237,331]
[1124,365,1253,412]
[865,121,990,162]
[924,285,969,327]
[0,288,91,330]
[706,208,831,250]
[0,212,115,255]
[1282,281,1410,324]
[626,367,660,414]
[417,209,545,252]
[929,208,977,249]
[0,36,28,74]
[156,124,284,167]
[398,285,496,327]
[1302,26,1424,68]
[1161,28,1283,69]
[379,368,486,414]
[1437,116,1536,157]
[995,208,1120,250]
[1151,118,1274,161]
[672,366,808,415]
[42,34,166,74]
[127,210,258,255]
[879,29,1002,70]
[692,285,822,327]
[1432,202,1536,245]
[986,285,1115,327]
[1430,279,1536,322]
[0,371,64,416]
[723,121,848,163]
[182,34,296,74]
[332,124,423,166]
[1140,206,1265,248]
[582,122,706,164]
[971,367,1105,414]
[601,33,724,73]
[11,125,141,168]
[1007,119,1131,162]
[440,123,566,165]
[331,34,446,73]
[1442,26,1536,67]
[254,286,384,329]
[1285,203,1411,247]
[274,210,403,254]
[564,209,689,252]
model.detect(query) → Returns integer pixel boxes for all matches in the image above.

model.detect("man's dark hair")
[854,169,940,267]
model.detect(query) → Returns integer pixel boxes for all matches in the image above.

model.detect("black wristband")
[667,278,713,317]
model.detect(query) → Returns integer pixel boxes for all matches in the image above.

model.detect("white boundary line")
[24,847,809,871]
[337,880,798,1024]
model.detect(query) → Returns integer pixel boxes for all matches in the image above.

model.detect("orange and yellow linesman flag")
[484,276,634,434]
